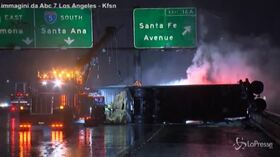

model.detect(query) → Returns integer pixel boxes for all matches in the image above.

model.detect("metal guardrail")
[250,111,280,145]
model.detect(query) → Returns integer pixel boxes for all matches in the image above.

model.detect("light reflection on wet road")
[1,110,280,157]
[0,110,159,157]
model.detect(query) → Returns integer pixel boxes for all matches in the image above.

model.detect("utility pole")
[133,50,145,123]
[134,50,142,82]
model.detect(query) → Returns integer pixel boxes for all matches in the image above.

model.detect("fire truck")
[10,69,84,130]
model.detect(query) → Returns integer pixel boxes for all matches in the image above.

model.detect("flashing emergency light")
[10,106,17,112]
[51,123,64,128]
[54,79,63,88]
[41,80,48,86]
[0,102,9,108]
[37,68,83,85]
[19,124,31,129]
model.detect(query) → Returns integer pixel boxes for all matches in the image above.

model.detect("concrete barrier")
[250,111,280,145]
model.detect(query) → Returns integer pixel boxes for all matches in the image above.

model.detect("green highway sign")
[0,8,93,48]
[0,9,35,48]
[133,8,197,49]
[35,9,93,48]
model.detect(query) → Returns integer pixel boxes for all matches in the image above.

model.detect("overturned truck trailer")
[100,80,265,124]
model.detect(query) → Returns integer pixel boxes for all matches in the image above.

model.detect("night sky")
[0,0,280,112]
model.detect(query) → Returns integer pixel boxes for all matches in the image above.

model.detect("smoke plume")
[165,35,280,113]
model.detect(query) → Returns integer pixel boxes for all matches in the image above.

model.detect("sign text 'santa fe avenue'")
[139,22,177,41]
[134,8,197,48]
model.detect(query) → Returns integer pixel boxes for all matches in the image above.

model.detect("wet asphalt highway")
[1,110,279,157]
